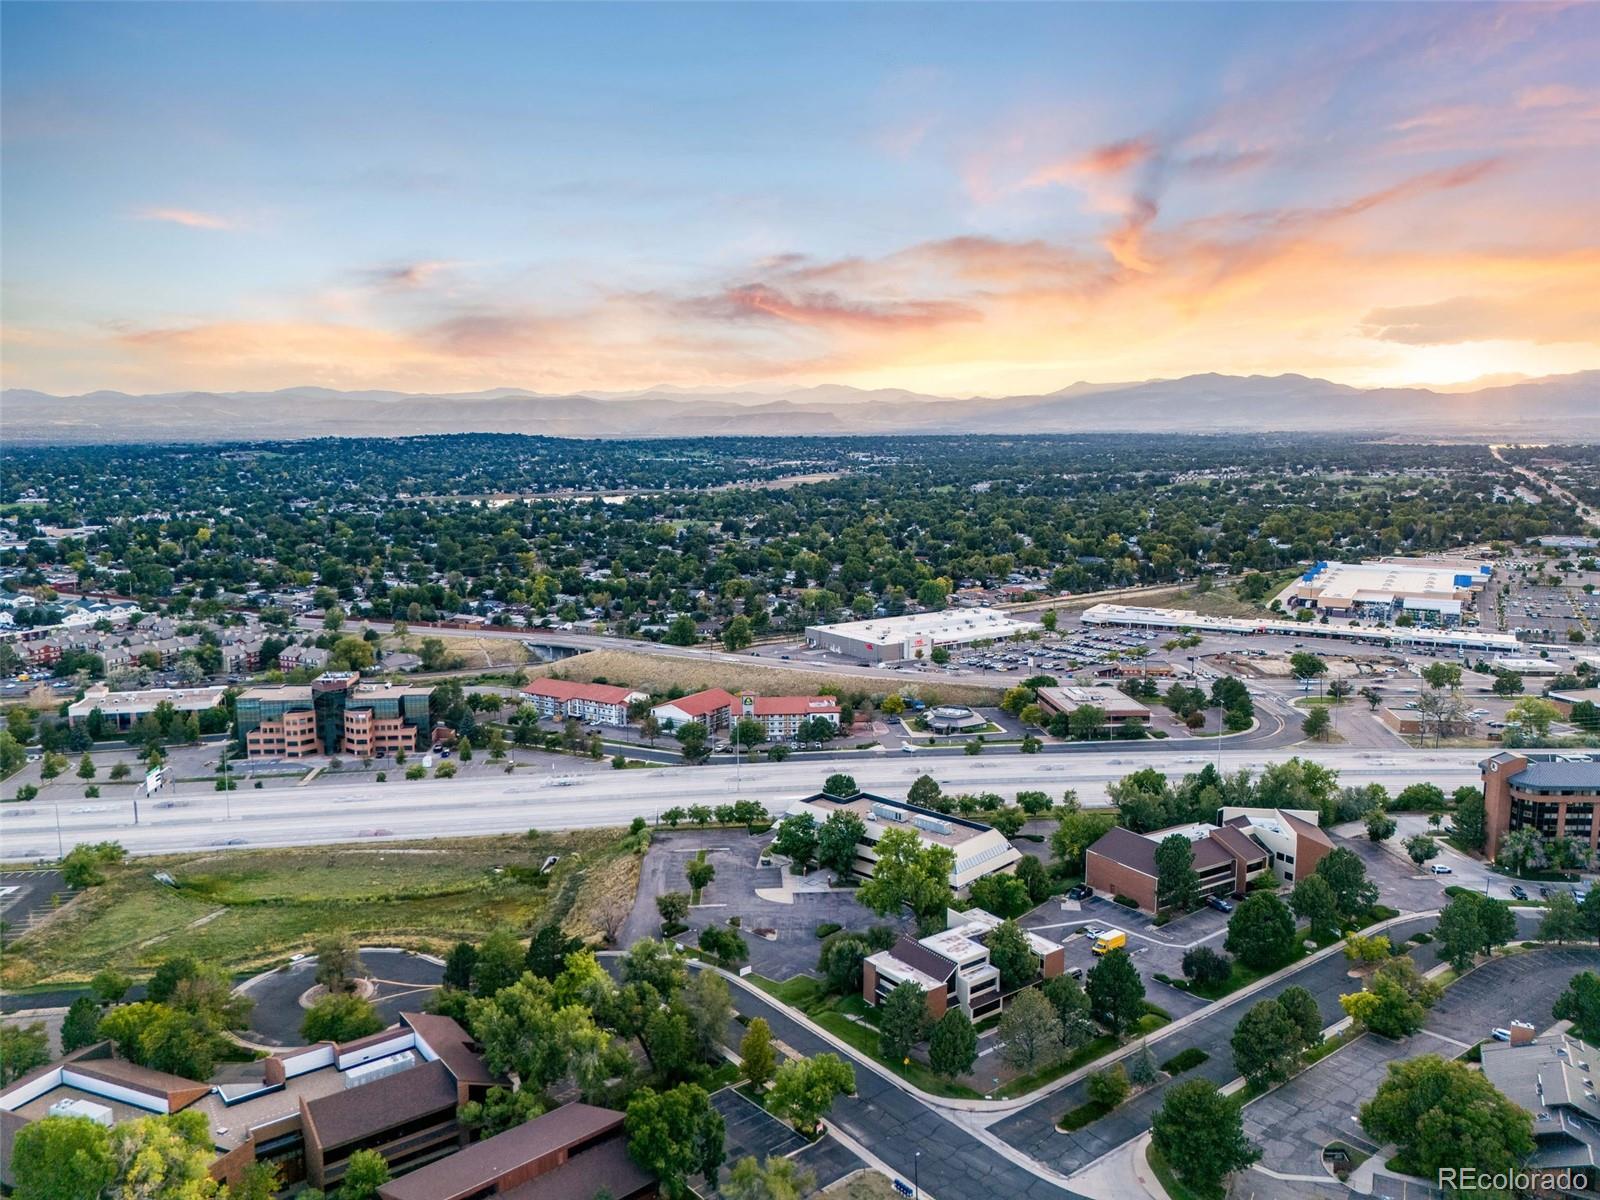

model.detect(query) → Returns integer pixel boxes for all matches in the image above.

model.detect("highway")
[2,749,1488,858]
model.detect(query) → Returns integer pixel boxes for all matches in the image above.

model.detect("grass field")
[531,648,1003,706]
[387,632,531,668]
[819,1172,902,1200]
[2,829,639,988]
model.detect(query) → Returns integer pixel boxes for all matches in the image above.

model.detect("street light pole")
[914,1150,920,1200]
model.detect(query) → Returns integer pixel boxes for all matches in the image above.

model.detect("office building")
[805,607,1042,663]
[67,683,228,731]
[784,790,1021,892]
[1086,807,1331,912]
[1035,685,1153,726]
[376,1102,654,1200]
[863,907,1066,1022]
[1481,1031,1600,1173]
[1482,752,1600,859]
[237,674,433,759]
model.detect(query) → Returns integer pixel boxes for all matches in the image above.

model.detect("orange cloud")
[132,207,235,230]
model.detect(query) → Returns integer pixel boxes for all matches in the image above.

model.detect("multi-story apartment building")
[519,679,646,727]
[749,695,839,741]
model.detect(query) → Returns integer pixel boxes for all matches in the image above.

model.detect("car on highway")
[1510,884,1529,900]
[1206,895,1235,913]
[1428,864,1452,874]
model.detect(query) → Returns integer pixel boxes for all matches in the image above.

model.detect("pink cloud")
[132,207,235,230]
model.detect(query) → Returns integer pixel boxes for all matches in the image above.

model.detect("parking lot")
[0,868,73,934]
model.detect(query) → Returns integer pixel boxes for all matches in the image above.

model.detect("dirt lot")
[532,648,1002,706]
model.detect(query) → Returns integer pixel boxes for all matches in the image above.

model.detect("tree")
[823,773,858,798]
[656,891,690,928]
[697,925,747,966]
[1289,652,1327,686]
[1553,971,1600,1042]
[473,925,526,997]
[314,932,361,993]
[928,1009,978,1079]
[1231,998,1306,1088]
[1421,662,1462,691]
[1152,1080,1259,1193]
[857,826,955,928]
[1315,847,1378,918]
[1365,809,1397,842]
[1359,1055,1533,1185]
[1068,704,1107,741]
[675,722,710,764]
[1436,893,1485,971]
[1015,855,1051,906]
[998,987,1065,1072]
[818,934,871,995]
[907,774,943,808]
[817,810,866,881]
[1452,786,1487,851]
[459,1085,544,1138]
[686,858,716,891]
[1087,1062,1131,1110]
[525,924,581,981]
[90,968,132,1005]
[76,752,96,780]
[338,1148,391,1200]
[878,981,931,1063]
[1277,985,1323,1046]
[740,1017,777,1092]
[1181,945,1232,990]
[730,716,766,749]
[61,841,124,888]
[10,1114,116,1200]
[968,872,1032,919]
[1542,890,1584,944]
[1403,833,1440,866]
[1340,958,1440,1038]
[1040,974,1095,1053]
[1301,705,1331,741]
[722,616,753,652]
[766,1054,854,1136]
[1087,947,1146,1034]
[986,918,1039,992]
[303,992,384,1043]
[1343,932,1391,964]
[1506,696,1560,739]
[1155,834,1201,912]
[0,1022,50,1084]
[443,941,477,991]
[1496,825,1547,876]
[61,996,102,1053]
[770,814,819,872]
[723,1156,817,1200]
[1225,892,1297,970]
[1052,809,1116,872]
[1289,875,1340,941]
[663,615,700,647]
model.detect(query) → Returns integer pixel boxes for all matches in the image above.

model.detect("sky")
[3,1,1598,398]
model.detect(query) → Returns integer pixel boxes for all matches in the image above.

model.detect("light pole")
[914,1150,921,1200]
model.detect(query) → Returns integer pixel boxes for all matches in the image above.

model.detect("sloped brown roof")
[500,1138,655,1200]
[67,1059,211,1111]
[302,1058,458,1151]
[1209,824,1269,865]
[402,1011,499,1087]
[1281,810,1334,849]
[887,934,956,984]
[378,1103,628,1200]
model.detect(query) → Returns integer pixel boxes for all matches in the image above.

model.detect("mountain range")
[4,371,1595,444]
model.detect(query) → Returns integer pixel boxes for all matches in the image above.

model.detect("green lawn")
[1147,1141,1225,1200]
[2,830,632,987]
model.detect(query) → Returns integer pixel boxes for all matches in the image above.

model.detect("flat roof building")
[1281,558,1491,626]
[864,907,1066,1022]
[785,790,1021,891]
[67,683,228,730]
[1081,602,1522,653]
[236,675,433,760]
[805,607,1042,662]
[1035,685,1152,725]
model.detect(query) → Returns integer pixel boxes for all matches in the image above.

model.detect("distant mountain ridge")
[4,370,1595,444]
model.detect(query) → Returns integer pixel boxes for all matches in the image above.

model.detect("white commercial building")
[1281,558,1492,625]
[1080,602,1523,653]
[805,607,1042,662]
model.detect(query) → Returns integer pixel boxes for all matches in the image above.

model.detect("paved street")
[1,749,1490,856]
[239,948,443,1046]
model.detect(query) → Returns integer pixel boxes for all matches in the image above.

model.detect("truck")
[1091,929,1127,956]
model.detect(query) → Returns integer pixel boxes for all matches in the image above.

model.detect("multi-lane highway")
[2,749,1488,858]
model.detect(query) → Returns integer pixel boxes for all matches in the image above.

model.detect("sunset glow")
[3,2,1597,396]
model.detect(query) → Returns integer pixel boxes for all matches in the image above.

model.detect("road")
[1,749,1489,857]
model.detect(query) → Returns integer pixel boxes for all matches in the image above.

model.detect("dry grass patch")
[532,648,1002,706]
[386,631,531,668]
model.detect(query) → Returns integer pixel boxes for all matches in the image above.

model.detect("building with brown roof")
[519,678,646,727]
[1088,807,1329,912]
[377,1102,654,1200]
[863,908,1066,1021]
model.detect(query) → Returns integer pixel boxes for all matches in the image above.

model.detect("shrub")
[1113,894,1140,908]
[815,922,842,939]
[1160,1047,1209,1075]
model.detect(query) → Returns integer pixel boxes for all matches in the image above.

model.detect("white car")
[1428,864,1453,875]
[1083,926,1110,941]
[1492,1027,1512,1042]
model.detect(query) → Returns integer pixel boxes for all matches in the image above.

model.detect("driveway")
[239,948,443,1046]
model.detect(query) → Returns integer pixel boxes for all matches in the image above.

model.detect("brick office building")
[1482,752,1600,859]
